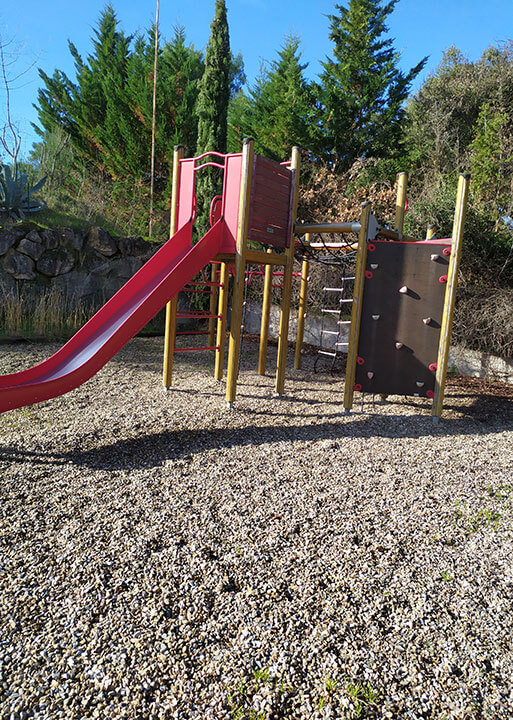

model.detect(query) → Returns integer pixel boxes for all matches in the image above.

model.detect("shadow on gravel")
[2,390,511,471]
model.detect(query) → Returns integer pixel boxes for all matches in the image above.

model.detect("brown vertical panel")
[354,240,451,397]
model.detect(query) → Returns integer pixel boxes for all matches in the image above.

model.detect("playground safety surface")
[1,337,512,720]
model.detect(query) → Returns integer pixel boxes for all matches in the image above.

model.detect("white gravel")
[1,336,512,720]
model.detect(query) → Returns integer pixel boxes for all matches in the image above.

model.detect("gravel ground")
[1,336,512,720]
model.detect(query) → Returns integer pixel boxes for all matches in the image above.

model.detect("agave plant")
[0,163,47,219]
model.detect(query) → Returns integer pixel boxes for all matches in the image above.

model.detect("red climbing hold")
[426,390,434,398]
[356,356,365,365]
[439,275,448,283]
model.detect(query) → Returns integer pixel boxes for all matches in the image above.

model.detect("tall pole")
[148,0,160,237]
[432,174,470,422]
[343,203,372,413]
[275,146,301,396]
[225,138,255,406]
[394,172,408,236]
[162,145,184,388]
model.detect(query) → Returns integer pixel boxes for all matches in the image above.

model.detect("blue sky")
[1,0,512,158]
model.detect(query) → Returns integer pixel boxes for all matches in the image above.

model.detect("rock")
[0,229,21,256]
[17,236,45,261]
[87,227,117,257]
[3,251,36,280]
[36,249,74,277]
[0,268,16,296]
[57,227,84,252]
[25,229,43,244]
[116,256,145,279]
[117,236,153,256]
[39,229,60,250]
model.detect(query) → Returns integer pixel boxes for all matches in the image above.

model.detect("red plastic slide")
[0,221,222,413]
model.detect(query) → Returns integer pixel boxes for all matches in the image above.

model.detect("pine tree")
[319,0,427,169]
[245,37,317,161]
[195,0,231,237]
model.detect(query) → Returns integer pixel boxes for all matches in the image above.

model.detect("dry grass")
[0,288,94,340]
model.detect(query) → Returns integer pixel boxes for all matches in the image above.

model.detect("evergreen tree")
[195,0,231,237]
[319,0,427,169]
[34,7,203,189]
[244,37,317,161]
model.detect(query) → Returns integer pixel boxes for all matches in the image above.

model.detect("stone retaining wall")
[0,224,160,305]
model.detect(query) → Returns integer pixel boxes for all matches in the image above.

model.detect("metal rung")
[318,350,337,357]
[337,320,351,325]
[335,342,349,347]
[321,330,338,335]
[321,309,340,314]
[339,299,353,303]
[323,287,345,292]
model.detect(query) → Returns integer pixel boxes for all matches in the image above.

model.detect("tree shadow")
[2,387,511,471]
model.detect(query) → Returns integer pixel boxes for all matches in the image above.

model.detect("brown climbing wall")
[355,240,451,398]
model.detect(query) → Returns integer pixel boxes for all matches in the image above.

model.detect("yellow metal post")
[258,250,274,375]
[225,138,255,406]
[162,145,184,388]
[432,173,470,422]
[207,263,218,347]
[426,224,436,240]
[394,172,408,235]
[214,261,230,380]
[294,234,310,370]
[343,203,373,413]
[275,146,301,396]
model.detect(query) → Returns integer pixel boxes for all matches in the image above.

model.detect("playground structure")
[0,138,469,421]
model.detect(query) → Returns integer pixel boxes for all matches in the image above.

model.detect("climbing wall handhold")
[422,317,432,325]
[371,314,380,320]
[426,390,434,398]
[429,362,437,372]
[395,342,403,349]
[443,247,451,256]
[416,381,425,388]
[439,275,448,283]
[431,254,440,261]
[399,286,408,294]
[367,371,374,379]
[370,263,379,270]
[365,270,373,279]
[356,356,365,365]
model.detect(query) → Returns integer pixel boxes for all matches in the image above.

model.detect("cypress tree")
[245,37,317,161]
[319,0,427,169]
[34,8,203,188]
[195,0,231,237]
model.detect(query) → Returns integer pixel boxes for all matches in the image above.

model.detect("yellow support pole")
[275,146,301,396]
[294,234,310,370]
[426,223,436,240]
[225,138,255,406]
[394,171,408,235]
[258,249,274,375]
[343,203,373,413]
[432,173,470,422]
[162,145,185,389]
[214,261,230,380]
[207,263,219,347]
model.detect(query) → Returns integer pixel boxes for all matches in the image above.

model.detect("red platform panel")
[247,155,294,249]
